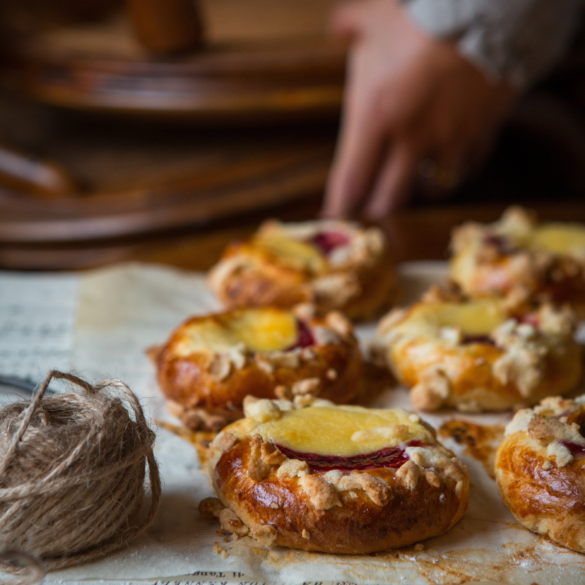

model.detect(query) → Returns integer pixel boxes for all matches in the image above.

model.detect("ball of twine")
[0,370,161,572]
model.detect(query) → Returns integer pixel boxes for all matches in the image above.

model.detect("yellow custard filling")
[254,406,433,457]
[413,299,506,336]
[253,231,326,273]
[176,308,298,355]
[529,223,585,256]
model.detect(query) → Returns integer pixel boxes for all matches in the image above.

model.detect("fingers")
[363,142,418,217]
[323,122,386,218]
[330,0,369,41]
[322,73,388,218]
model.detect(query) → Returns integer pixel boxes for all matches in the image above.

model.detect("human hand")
[322,0,517,219]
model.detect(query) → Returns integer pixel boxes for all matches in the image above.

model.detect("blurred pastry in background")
[208,220,396,321]
[450,207,585,314]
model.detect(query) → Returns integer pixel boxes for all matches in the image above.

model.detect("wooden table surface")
[1,186,583,272]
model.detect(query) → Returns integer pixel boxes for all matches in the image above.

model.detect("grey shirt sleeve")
[402,0,583,87]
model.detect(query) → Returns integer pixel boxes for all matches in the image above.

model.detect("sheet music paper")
[0,273,79,382]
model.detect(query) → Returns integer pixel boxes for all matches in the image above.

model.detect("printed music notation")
[0,274,79,382]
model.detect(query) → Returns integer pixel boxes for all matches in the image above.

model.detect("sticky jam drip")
[309,231,350,255]
[286,319,315,350]
[275,440,425,472]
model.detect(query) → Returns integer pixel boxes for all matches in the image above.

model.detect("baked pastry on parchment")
[371,285,582,412]
[200,397,469,553]
[495,395,585,553]
[150,305,362,431]
[208,220,396,320]
[450,206,585,313]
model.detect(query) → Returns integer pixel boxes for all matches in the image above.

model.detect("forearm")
[403,0,583,87]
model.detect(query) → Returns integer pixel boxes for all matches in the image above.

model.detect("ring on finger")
[418,159,463,190]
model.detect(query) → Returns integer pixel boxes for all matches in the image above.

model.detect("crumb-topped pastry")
[450,206,585,312]
[208,220,396,320]
[150,305,362,431]
[200,398,469,553]
[371,285,582,412]
[495,395,585,553]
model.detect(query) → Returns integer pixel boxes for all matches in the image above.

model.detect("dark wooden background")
[0,0,583,271]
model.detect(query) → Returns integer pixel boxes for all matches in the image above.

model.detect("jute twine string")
[0,370,161,572]
[0,549,45,585]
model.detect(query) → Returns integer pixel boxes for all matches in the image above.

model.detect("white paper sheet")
[1,262,584,585]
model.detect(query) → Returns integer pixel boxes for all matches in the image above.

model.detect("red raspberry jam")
[483,234,516,255]
[560,441,585,459]
[517,313,540,329]
[286,319,315,350]
[461,335,495,346]
[310,231,350,255]
[275,440,426,473]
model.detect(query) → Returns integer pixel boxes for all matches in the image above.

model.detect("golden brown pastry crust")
[151,307,363,431]
[208,220,397,321]
[450,206,585,313]
[205,400,469,554]
[495,396,585,553]
[371,285,582,412]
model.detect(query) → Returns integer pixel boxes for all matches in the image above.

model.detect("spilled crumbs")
[439,420,505,479]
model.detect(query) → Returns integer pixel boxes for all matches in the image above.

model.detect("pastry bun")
[450,206,585,314]
[371,285,582,412]
[495,395,585,553]
[208,220,396,321]
[201,398,469,553]
[150,305,362,431]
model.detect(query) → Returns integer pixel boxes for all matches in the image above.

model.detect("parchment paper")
[2,262,584,585]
